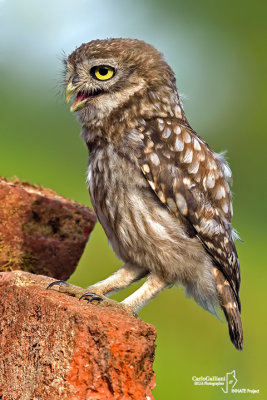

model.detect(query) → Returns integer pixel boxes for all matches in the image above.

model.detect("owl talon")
[47,280,85,297]
[79,292,104,304]
[47,280,69,290]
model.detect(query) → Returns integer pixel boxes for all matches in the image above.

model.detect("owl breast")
[87,140,218,311]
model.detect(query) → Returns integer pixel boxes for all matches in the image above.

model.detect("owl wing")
[137,118,241,308]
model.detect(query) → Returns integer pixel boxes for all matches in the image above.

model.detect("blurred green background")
[1,0,266,398]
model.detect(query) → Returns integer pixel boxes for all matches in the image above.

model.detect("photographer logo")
[192,370,259,394]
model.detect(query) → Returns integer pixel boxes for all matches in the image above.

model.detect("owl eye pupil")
[98,67,108,76]
[90,65,115,81]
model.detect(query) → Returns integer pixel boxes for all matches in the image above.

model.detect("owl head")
[64,38,180,127]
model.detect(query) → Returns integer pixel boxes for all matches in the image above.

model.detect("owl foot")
[47,280,88,298]
[80,291,134,313]
[79,291,104,305]
[47,280,134,314]
[79,292,124,310]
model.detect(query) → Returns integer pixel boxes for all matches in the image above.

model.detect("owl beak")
[65,81,77,104]
[65,81,89,112]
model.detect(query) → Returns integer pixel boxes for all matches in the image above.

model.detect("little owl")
[49,38,243,350]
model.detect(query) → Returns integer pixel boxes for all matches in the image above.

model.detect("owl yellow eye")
[91,65,115,81]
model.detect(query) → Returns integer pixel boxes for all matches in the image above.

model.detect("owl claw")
[47,280,84,297]
[47,281,133,312]
[47,281,105,304]
[79,292,104,304]
[47,280,69,290]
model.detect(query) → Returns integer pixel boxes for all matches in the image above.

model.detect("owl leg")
[79,272,168,314]
[120,273,168,314]
[47,263,147,300]
[86,263,148,296]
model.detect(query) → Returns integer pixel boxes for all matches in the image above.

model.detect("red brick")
[0,177,96,280]
[0,271,156,399]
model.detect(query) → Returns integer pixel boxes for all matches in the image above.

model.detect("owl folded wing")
[137,118,241,309]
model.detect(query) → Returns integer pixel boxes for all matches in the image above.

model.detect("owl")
[49,38,243,350]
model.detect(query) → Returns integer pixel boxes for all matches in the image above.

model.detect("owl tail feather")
[213,268,243,350]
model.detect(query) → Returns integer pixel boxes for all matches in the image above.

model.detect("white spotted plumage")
[139,117,242,341]
[65,37,243,350]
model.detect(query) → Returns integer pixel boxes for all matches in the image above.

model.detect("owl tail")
[213,268,243,350]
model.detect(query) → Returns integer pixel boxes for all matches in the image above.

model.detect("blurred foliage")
[1,0,266,398]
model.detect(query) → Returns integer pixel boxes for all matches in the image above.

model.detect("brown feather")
[213,268,243,350]
[65,37,243,350]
